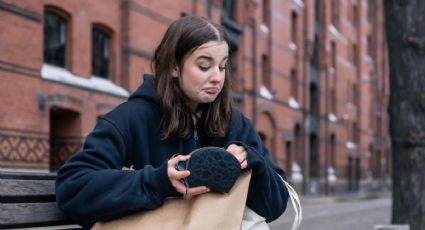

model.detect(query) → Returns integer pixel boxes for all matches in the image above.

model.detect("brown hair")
[151,15,233,139]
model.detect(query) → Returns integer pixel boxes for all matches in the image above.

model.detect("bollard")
[374,225,410,230]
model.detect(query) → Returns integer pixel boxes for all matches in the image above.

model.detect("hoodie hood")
[128,74,159,103]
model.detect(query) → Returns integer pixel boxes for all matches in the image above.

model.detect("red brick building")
[0,0,390,194]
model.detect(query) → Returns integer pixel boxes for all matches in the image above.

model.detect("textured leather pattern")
[178,147,241,193]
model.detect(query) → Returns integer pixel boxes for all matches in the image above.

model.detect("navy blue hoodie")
[55,75,289,228]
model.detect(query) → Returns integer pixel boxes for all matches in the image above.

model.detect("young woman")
[56,15,289,228]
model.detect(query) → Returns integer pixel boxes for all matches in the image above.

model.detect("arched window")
[43,8,70,67]
[92,25,112,79]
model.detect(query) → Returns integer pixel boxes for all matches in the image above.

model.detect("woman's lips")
[204,87,219,94]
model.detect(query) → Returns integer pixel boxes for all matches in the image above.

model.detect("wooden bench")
[0,171,81,229]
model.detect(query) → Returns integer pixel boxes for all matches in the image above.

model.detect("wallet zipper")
[194,129,198,149]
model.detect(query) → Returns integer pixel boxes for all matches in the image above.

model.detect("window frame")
[91,25,113,79]
[43,7,71,68]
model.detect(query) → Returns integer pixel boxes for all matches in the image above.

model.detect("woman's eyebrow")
[196,55,213,61]
[196,55,229,62]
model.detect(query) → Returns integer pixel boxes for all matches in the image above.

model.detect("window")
[310,84,319,117]
[331,41,337,70]
[369,72,375,128]
[311,36,319,68]
[44,10,68,67]
[367,36,373,57]
[331,88,337,114]
[353,4,359,27]
[291,11,298,45]
[262,0,270,27]
[285,141,292,177]
[262,54,271,89]
[314,0,320,22]
[353,83,359,106]
[92,27,111,79]
[222,0,236,21]
[331,0,339,29]
[350,122,359,143]
[352,44,358,67]
[291,69,298,100]
[330,134,336,168]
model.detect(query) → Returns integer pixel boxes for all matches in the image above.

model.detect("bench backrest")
[0,171,81,229]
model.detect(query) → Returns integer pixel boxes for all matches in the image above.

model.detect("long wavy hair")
[151,15,233,139]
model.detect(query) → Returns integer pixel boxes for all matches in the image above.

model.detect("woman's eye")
[199,66,210,71]
[219,66,226,71]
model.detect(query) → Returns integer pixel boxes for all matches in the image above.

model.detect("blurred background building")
[0,0,390,195]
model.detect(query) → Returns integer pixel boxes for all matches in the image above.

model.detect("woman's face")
[176,41,229,109]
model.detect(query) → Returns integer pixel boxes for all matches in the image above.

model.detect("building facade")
[0,0,390,194]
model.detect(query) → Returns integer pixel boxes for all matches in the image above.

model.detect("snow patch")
[41,64,129,97]
[259,85,273,100]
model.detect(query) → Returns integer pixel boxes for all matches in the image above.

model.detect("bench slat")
[0,179,55,196]
[0,171,56,180]
[0,202,73,228]
[0,171,81,228]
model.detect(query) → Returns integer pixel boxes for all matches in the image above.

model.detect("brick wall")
[0,0,390,194]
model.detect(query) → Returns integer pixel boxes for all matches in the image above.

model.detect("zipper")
[193,113,199,150]
[193,128,199,149]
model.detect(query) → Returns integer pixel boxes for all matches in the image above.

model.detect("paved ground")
[269,194,391,230]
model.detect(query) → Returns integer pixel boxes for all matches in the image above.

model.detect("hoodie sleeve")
[55,118,177,228]
[226,114,289,223]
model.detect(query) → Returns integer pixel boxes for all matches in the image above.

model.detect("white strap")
[278,174,302,230]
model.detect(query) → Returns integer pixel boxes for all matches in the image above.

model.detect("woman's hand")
[167,155,210,197]
[226,144,248,169]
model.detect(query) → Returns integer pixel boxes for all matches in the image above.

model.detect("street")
[269,195,391,230]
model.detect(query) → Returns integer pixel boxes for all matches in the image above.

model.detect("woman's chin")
[200,97,218,104]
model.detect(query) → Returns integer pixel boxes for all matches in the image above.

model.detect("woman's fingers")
[240,159,248,169]
[168,154,192,194]
[226,144,237,154]
[168,154,190,167]
[168,166,190,179]
[168,154,190,178]
[226,144,248,166]
[187,186,210,196]
[170,178,210,196]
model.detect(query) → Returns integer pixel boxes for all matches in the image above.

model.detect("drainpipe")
[324,66,330,195]
[301,0,309,195]
[252,20,257,125]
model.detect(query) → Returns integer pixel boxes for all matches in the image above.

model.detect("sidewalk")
[270,192,392,230]
[299,188,391,204]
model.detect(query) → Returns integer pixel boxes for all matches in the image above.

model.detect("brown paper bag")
[92,171,252,230]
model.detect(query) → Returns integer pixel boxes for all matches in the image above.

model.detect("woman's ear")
[172,67,179,78]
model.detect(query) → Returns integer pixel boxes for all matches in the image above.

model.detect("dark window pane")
[262,54,270,89]
[291,11,298,44]
[263,0,270,27]
[92,28,110,79]
[291,68,298,100]
[222,0,235,20]
[44,12,67,67]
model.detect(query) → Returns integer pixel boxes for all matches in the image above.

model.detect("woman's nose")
[210,67,222,82]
